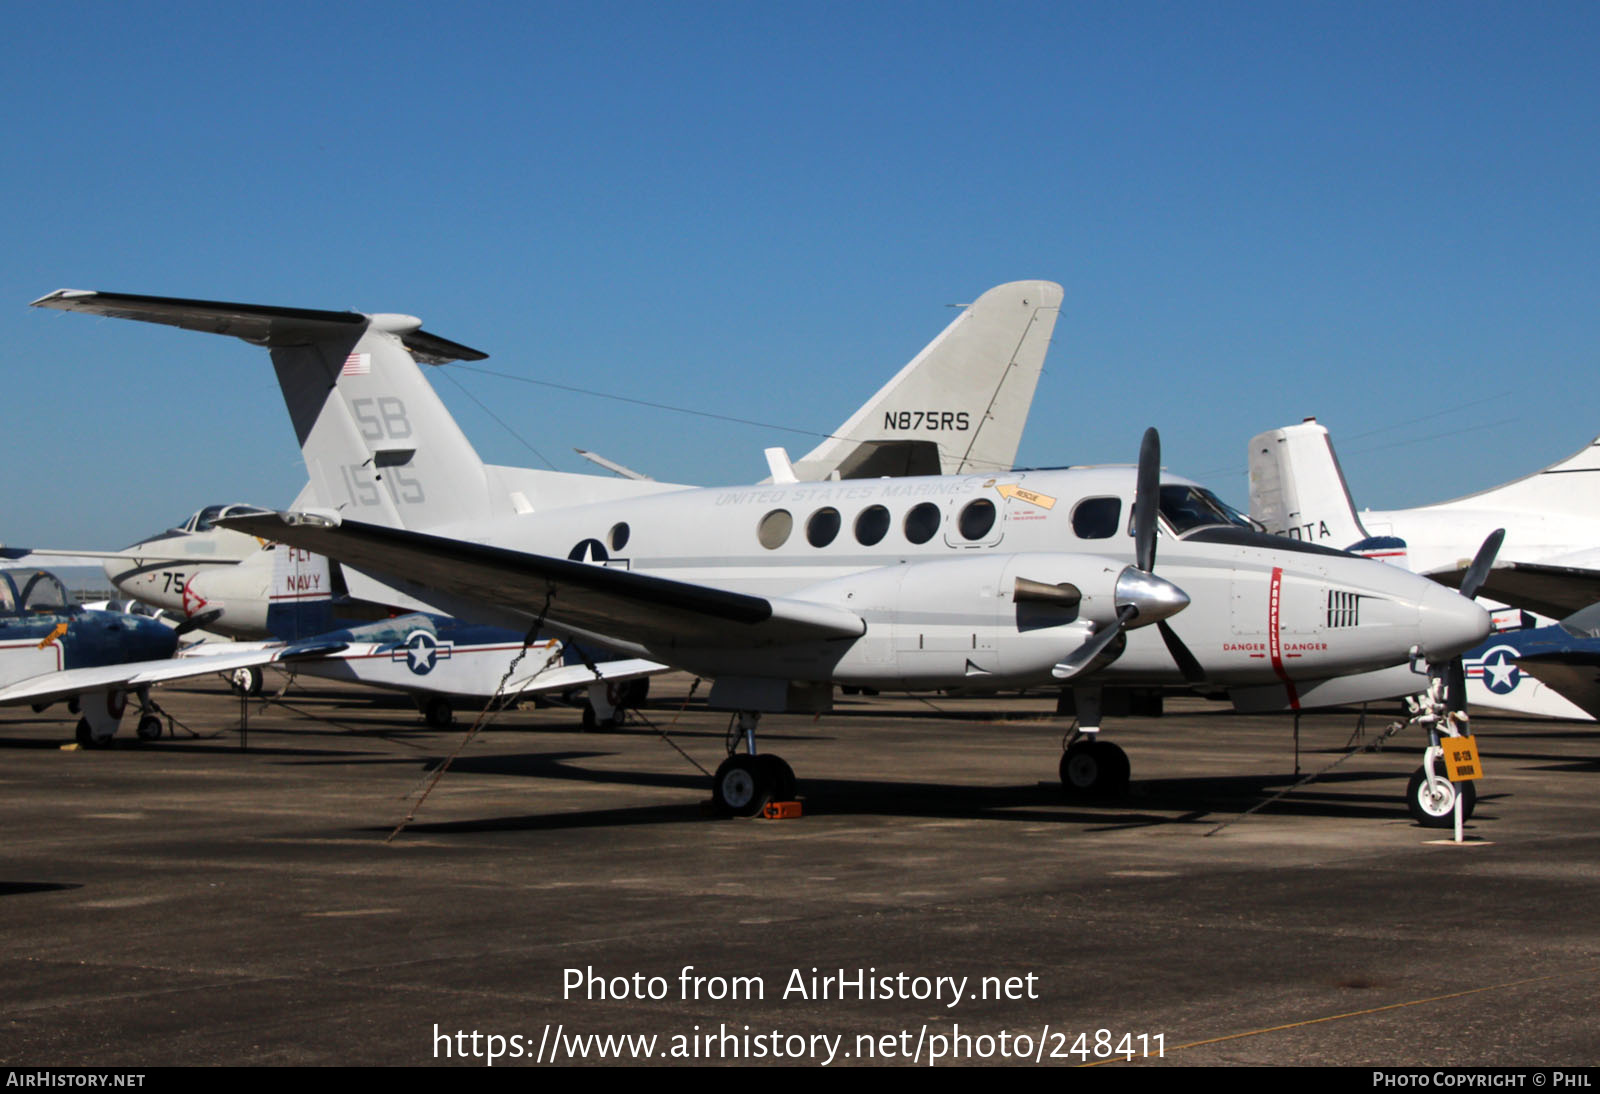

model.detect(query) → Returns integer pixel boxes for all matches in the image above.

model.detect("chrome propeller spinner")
[1053,428,1203,683]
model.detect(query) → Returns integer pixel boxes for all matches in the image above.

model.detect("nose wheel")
[1059,739,1130,797]
[1407,765,1477,827]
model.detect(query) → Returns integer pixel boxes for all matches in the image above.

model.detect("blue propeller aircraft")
[0,568,181,744]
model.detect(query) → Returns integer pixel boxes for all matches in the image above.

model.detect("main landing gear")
[579,678,651,732]
[421,696,454,729]
[231,665,265,697]
[1059,737,1130,797]
[73,689,165,747]
[1058,687,1131,797]
[711,712,797,816]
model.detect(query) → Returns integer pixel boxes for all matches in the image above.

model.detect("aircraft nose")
[135,615,180,660]
[1418,582,1491,660]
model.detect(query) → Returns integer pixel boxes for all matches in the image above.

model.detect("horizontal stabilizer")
[31,290,487,364]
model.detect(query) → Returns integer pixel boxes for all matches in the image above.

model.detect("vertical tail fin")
[31,290,497,530]
[267,313,495,528]
[1247,418,1369,549]
[789,280,1062,479]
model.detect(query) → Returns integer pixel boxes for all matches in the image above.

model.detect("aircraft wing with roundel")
[217,511,867,650]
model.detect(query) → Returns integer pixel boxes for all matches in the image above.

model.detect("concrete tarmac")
[2,675,1597,1067]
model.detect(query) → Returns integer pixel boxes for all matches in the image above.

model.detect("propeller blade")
[1052,605,1137,681]
[1134,427,1161,573]
[1456,528,1506,603]
[173,608,223,636]
[1158,621,1207,684]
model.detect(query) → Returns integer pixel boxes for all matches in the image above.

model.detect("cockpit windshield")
[1158,485,1255,536]
[191,504,228,532]
[172,503,252,535]
[0,569,71,612]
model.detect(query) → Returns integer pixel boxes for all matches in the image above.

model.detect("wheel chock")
[762,800,803,820]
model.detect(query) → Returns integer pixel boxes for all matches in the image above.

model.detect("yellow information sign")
[995,484,1057,509]
[1442,736,1483,782]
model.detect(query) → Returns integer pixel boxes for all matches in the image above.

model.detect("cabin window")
[958,498,997,540]
[904,502,941,545]
[1071,497,1121,539]
[609,522,630,551]
[807,507,842,547]
[854,505,890,546]
[757,509,793,549]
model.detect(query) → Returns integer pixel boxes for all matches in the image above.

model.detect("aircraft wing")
[0,547,135,568]
[1512,652,1600,721]
[0,646,280,707]
[1429,561,1600,620]
[217,512,866,650]
[505,658,668,696]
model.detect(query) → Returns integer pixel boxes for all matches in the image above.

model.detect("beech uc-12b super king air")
[34,287,1494,822]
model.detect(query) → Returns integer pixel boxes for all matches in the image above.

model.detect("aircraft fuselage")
[397,464,1488,695]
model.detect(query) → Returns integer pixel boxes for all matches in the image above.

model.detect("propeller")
[1442,528,1505,713]
[1054,428,1203,682]
[1456,528,1505,603]
[172,608,223,636]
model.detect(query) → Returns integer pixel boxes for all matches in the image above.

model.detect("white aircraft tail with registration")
[1247,418,1370,551]
[788,280,1062,480]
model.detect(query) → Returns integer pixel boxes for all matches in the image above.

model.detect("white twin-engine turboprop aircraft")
[33,289,1493,822]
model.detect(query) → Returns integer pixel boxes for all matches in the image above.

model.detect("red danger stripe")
[1268,566,1300,710]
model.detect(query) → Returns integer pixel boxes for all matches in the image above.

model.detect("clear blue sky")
[5,1,1596,548]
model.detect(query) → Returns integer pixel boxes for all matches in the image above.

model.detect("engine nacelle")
[790,552,1165,689]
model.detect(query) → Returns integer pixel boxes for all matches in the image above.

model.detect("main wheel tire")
[75,718,95,747]
[712,755,773,817]
[423,697,453,729]
[580,701,621,732]
[620,678,650,707]
[231,666,264,697]
[1060,740,1130,796]
[1407,766,1477,827]
[136,713,163,741]
[758,754,797,801]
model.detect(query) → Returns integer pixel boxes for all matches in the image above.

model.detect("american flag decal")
[341,352,371,376]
